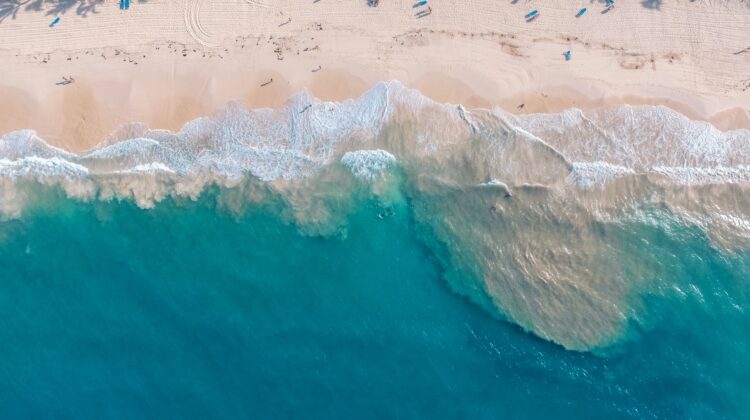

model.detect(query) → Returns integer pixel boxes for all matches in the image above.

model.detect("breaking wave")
[2,81,750,351]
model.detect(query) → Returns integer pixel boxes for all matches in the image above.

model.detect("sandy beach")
[0,0,748,151]
[5,3,750,413]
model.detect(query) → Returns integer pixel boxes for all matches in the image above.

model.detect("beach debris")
[368,0,379,7]
[517,103,525,109]
[564,50,571,61]
[49,17,60,27]
[278,18,291,27]
[312,65,322,72]
[734,46,750,55]
[525,9,539,21]
[413,1,427,7]
[576,7,587,17]
[55,76,75,86]
[260,78,273,87]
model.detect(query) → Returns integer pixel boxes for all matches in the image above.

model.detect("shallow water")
[0,192,748,418]
[1,82,749,417]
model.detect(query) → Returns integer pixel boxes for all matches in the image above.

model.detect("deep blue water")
[0,191,748,419]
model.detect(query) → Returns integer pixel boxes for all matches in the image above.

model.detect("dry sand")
[0,0,749,151]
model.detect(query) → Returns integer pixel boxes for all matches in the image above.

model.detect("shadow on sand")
[640,0,662,10]
[0,0,147,23]
[589,0,665,10]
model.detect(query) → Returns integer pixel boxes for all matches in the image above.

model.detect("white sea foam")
[569,161,635,188]
[651,165,750,185]
[0,130,76,161]
[121,162,176,174]
[340,149,396,180]
[503,105,750,174]
[0,156,89,178]
[2,81,750,351]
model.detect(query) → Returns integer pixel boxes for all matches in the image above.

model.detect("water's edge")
[2,81,750,352]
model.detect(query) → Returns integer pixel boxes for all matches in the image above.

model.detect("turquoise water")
[1,188,748,419]
[2,84,750,417]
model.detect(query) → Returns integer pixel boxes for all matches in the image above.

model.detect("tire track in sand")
[244,0,270,8]
[184,0,219,47]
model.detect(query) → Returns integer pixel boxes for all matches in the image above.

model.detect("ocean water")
[1,82,749,418]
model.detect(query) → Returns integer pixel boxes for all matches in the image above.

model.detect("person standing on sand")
[416,6,432,17]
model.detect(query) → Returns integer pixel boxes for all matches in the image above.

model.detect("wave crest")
[2,81,750,351]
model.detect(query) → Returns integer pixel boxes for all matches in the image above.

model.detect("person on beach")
[416,6,432,17]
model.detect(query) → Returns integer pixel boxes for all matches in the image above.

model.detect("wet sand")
[0,0,748,151]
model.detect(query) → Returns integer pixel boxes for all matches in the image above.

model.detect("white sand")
[0,0,748,151]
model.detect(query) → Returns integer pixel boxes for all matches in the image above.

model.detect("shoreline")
[1,62,748,153]
[1,0,749,151]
